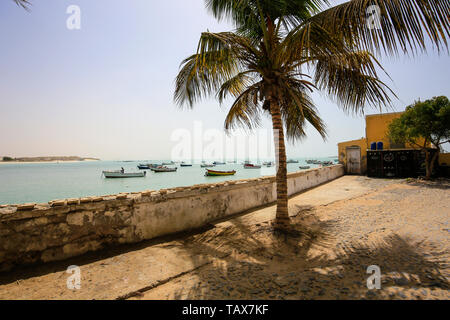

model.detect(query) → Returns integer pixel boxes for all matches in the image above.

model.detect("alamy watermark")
[66,265,81,290]
[366,265,381,290]
[366,5,382,30]
[66,5,81,30]
[170,121,279,173]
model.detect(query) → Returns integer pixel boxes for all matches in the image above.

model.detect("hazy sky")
[1,0,449,160]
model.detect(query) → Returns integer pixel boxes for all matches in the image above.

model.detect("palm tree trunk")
[270,100,290,231]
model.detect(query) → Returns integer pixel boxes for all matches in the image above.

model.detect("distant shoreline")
[0,157,100,164]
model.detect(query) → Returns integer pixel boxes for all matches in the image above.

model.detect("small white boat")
[151,166,177,173]
[200,164,216,168]
[103,171,146,178]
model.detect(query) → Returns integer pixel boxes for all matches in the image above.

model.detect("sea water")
[0,159,334,205]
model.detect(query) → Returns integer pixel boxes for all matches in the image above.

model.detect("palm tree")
[175,0,449,232]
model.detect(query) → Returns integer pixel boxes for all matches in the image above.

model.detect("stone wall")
[0,165,344,271]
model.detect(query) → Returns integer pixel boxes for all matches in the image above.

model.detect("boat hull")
[244,164,261,169]
[205,169,236,176]
[151,167,178,173]
[103,171,146,178]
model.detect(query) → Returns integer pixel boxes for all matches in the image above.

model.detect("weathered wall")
[0,165,344,271]
[365,112,429,150]
[439,153,450,166]
[338,138,368,174]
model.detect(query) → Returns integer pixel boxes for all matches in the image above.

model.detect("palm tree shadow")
[149,206,448,300]
[405,178,450,190]
[149,206,336,300]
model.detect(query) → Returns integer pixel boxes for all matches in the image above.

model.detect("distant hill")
[1,156,100,162]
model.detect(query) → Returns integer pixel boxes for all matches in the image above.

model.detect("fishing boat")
[102,171,146,178]
[139,163,161,168]
[180,163,193,167]
[213,161,226,165]
[205,169,236,177]
[137,164,150,170]
[299,166,311,170]
[287,159,299,164]
[200,163,216,168]
[162,161,175,165]
[244,163,261,169]
[265,161,275,167]
[151,166,177,173]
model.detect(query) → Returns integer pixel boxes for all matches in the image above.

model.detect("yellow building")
[338,112,427,175]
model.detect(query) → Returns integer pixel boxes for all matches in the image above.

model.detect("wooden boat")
[265,162,275,167]
[299,166,311,170]
[162,161,174,165]
[200,163,216,168]
[180,163,193,167]
[151,166,177,173]
[139,163,161,168]
[137,165,150,170]
[244,164,261,169]
[213,161,226,165]
[205,169,236,177]
[103,171,146,178]
[287,159,299,164]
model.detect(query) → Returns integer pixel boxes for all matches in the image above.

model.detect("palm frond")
[309,0,450,55]
[175,31,262,108]
[217,70,259,103]
[205,0,330,41]
[277,81,327,141]
[13,0,30,10]
[224,83,263,132]
[313,50,396,114]
[283,21,352,67]
[205,0,329,24]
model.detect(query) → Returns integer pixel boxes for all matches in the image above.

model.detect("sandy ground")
[0,176,448,300]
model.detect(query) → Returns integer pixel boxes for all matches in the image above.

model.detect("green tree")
[175,0,449,232]
[388,96,450,179]
[2,157,14,162]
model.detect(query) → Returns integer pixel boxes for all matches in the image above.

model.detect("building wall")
[365,112,404,149]
[440,153,450,166]
[365,112,429,149]
[0,165,344,271]
[338,138,368,174]
[338,112,433,175]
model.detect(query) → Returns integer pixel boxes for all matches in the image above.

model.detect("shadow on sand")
[151,205,449,300]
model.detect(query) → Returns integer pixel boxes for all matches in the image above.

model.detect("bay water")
[0,159,335,205]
